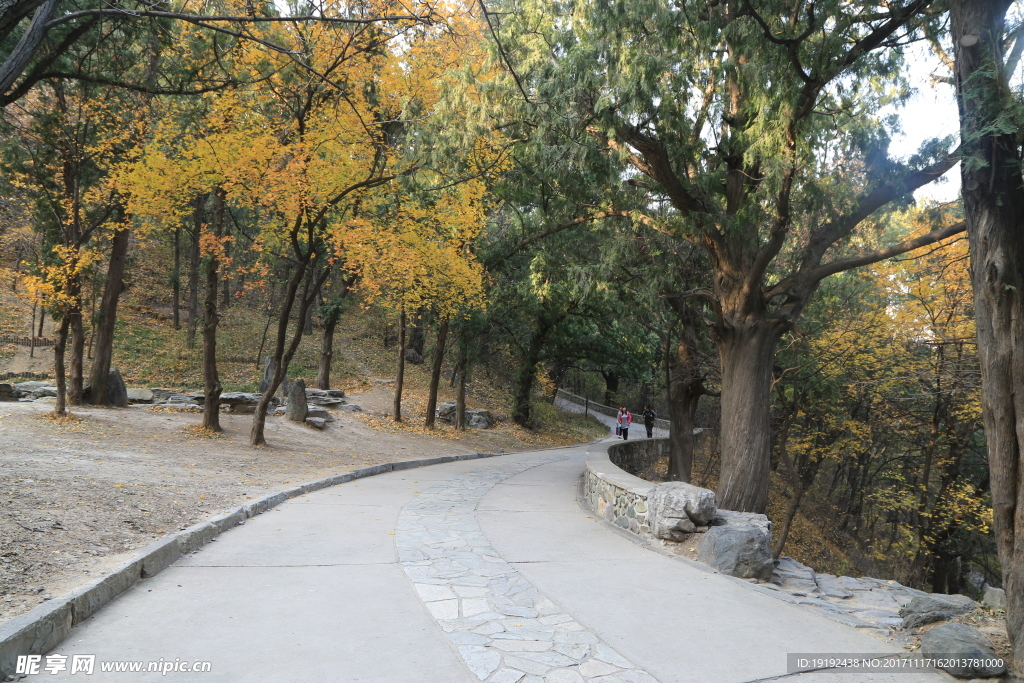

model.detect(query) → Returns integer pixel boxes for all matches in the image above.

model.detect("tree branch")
[45,9,433,30]
[808,221,966,285]
[1004,21,1024,82]
[0,0,57,95]
[743,165,796,299]
[478,0,532,104]
[37,71,232,95]
[797,149,960,275]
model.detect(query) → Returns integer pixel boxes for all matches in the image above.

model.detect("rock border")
[0,451,503,679]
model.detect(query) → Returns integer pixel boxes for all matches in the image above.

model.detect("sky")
[887,45,962,203]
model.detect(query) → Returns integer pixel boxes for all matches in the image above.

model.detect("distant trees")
[769,207,989,593]
[121,0,492,442]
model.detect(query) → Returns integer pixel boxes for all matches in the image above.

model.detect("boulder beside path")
[920,623,1006,679]
[286,379,308,422]
[696,511,774,581]
[648,481,716,540]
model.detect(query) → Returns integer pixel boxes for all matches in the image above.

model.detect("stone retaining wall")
[581,441,666,535]
[607,438,670,477]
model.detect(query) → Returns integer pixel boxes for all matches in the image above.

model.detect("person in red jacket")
[616,407,632,440]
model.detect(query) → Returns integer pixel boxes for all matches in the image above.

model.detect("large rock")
[812,573,854,599]
[84,368,128,407]
[696,511,774,580]
[14,380,50,391]
[983,586,1005,611]
[285,379,308,422]
[712,509,772,534]
[772,556,818,594]
[920,623,1006,679]
[258,357,291,396]
[468,410,494,429]
[28,385,57,399]
[107,368,129,408]
[219,392,264,414]
[125,388,155,404]
[900,593,976,629]
[436,402,492,428]
[436,401,457,423]
[305,389,345,407]
[697,525,774,580]
[305,416,327,430]
[160,393,199,405]
[648,482,717,540]
[307,406,333,421]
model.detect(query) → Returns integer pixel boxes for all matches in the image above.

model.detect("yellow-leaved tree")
[4,78,141,414]
[343,166,491,422]
[123,0,497,444]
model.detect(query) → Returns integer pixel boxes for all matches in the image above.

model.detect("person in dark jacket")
[642,406,657,438]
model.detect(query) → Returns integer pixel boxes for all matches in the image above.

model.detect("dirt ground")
[0,386,600,626]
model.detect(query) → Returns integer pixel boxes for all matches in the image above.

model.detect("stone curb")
[0,450,501,678]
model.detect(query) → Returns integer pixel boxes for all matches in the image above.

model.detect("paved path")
[40,442,950,682]
[552,397,669,440]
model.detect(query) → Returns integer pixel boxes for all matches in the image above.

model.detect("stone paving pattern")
[396,453,657,683]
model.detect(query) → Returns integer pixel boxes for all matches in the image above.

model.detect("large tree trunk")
[512,310,562,427]
[424,316,449,429]
[88,226,130,405]
[951,1,1024,669]
[667,338,704,482]
[52,315,71,416]
[715,319,785,513]
[512,329,546,427]
[201,189,224,432]
[601,371,619,406]
[393,309,406,422]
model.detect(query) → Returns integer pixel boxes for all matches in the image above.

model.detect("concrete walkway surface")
[31,439,951,683]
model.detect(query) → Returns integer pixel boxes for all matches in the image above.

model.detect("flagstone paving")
[396,452,656,683]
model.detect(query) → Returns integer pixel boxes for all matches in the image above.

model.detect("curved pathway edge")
[0,449,506,679]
